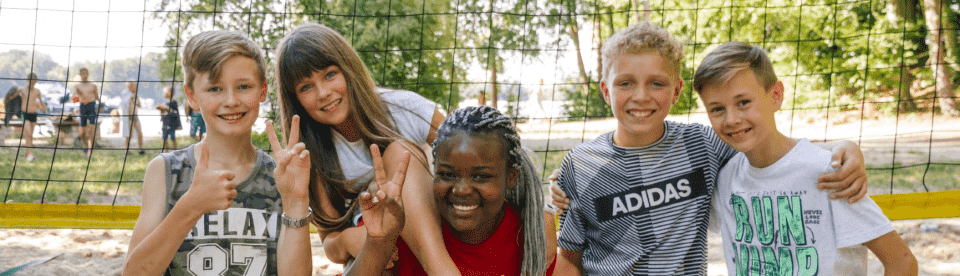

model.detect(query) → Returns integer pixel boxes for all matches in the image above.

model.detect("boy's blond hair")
[692,42,777,93]
[601,22,683,80]
[181,30,266,90]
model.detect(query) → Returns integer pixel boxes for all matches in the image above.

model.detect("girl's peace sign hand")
[266,115,311,203]
[359,144,409,240]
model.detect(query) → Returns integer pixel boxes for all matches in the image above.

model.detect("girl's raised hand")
[266,115,311,202]
[359,144,409,240]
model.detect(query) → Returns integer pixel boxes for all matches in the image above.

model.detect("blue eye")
[208,87,221,92]
[738,100,751,107]
[298,84,312,93]
[325,71,337,79]
[239,84,251,90]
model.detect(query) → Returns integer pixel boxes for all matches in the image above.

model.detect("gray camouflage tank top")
[161,144,282,276]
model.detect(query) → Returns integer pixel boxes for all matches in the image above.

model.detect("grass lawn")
[0,137,195,205]
[3,136,957,206]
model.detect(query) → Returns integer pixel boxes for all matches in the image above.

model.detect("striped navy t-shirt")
[557,121,736,275]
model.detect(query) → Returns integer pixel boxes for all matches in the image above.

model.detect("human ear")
[184,86,199,110]
[600,80,612,105]
[671,78,683,104]
[506,168,519,190]
[770,81,785,111]
[259,82,268,102]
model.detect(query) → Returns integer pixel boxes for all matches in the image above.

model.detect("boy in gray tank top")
[123,30,314,276]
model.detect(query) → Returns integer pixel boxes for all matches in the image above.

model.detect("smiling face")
[700,69,783,156]
[601,51,682,147]
[185,55,266,137]
[433,132,517,244]
[79,69,89,81]
[294,65,352,132]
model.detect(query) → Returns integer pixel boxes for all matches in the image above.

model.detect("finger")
[390,151,411,198]
[550,183,567,198]
[358,192,375,210]
[265,120,282,151]
[847,178,868,203]
[370,145,386,185]
[221,171,237,182]
[376,190,386,204]
[287,115,301,149]
[828,174,860,199]
[197,142,210,170]
[549,168,561,181]
[292,142,306,154]
[830,146,843,169]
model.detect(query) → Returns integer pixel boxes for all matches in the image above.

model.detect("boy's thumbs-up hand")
[185,142,238,213]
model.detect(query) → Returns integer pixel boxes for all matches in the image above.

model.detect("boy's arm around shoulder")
[123,156,203,276]
[555,248,584,276]
[863,231,917,276]
[814,140,869,203]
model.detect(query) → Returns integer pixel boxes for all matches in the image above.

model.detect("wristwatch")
[281,207,312,228]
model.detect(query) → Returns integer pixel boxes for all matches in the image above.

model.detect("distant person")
[185,101,204,142]
[121,82,144,155]
[72,68,100,157]
[20,73,47,162]
[4,86,20,127]
[156,86,180,152]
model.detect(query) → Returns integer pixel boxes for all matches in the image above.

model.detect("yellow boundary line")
[1,190,958,229]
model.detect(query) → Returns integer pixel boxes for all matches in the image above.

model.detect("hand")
[818,142,868,203]
[359,144,409,240]
[184,142,238,213]
[548,169,570,215]
[266,116,311,203]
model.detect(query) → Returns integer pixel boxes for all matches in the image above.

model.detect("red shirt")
[393,205,556,275]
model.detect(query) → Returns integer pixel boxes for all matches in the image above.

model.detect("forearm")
[343,235,398,276]
[122,203,203,276]
[555,249,583,276]
[321,230,352,264]
[399,176,458,275]
[278,200,312,276]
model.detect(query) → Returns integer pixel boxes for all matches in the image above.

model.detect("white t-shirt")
[713,139,893,275]
[333,89,435,192]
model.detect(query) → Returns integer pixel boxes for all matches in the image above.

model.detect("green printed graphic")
[778,196,806,245]
[761,246,794,276]
[753,196,775,245]
[733,195,753,242]
[797,247,819,276]
[729,195,819,274]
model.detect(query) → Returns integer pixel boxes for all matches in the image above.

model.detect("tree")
[921,0,959,116]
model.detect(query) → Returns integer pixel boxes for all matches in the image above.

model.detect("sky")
[1,0,173,66]
[0,0,591,88]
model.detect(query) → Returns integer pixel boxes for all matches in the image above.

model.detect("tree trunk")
[491,63,499,110]
[899,68,919,111]
[569,22,590,96]
[922,0,959,116]
[479,90,486,106]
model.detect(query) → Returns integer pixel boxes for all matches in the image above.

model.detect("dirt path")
[3,217,959,275]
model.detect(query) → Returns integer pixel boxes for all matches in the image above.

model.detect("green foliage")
[560,78,611,120]
[251,130,272,152]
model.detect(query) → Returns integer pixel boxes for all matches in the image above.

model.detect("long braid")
[433,106,547,276]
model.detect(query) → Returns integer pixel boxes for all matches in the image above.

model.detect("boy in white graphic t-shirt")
[694,42,917,275]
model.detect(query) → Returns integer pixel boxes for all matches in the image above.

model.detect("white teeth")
[728,129,749,138]
[220,113,243,120]
[453,204,478,212]
[320,99,342,111]
[627,110,653,118]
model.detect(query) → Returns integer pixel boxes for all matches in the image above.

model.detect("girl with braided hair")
[391,106,558,275]
[273,23,457,274]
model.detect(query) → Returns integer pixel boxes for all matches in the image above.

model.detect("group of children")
[123,19,917,276]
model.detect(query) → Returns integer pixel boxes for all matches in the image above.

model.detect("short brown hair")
[601,22,683,80]
[693,42,777,93]
[181,30,266,90]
